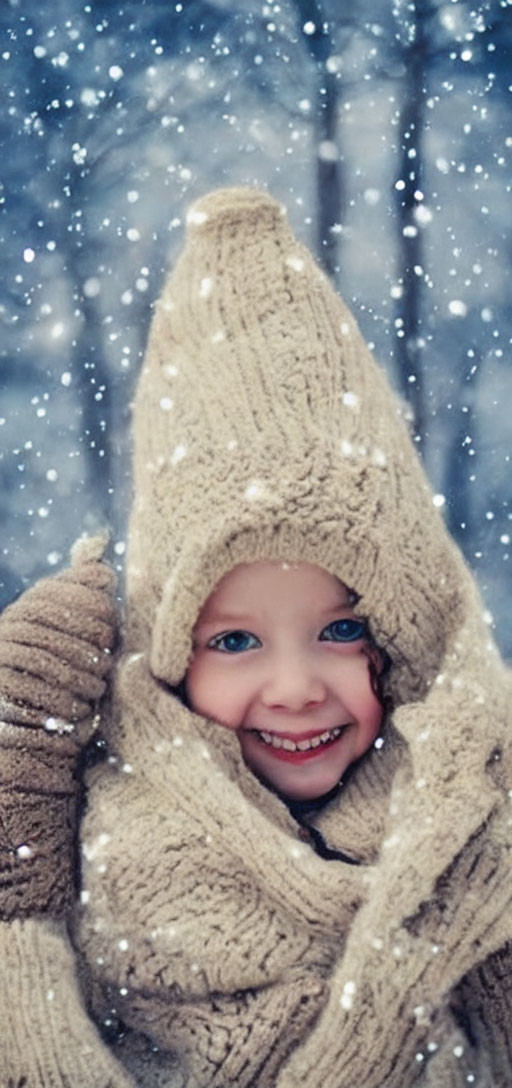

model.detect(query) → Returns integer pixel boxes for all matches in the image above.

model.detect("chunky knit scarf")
[1,187,511,1088]
[79,188,512,1087]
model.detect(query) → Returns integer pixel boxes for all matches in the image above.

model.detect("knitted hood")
[126,186,489,708]
[78,187,512,1088]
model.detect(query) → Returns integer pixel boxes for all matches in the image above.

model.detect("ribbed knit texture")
[127,187,475,709]
[2,187,511,1087]
[79,188,512,1086]
[0,918,135,1086]
[0,536,117,919]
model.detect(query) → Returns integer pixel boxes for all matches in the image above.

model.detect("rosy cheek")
[186,660,242,732]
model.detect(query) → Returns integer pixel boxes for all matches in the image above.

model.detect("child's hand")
[0,535,118,921]
[0,534,117,730]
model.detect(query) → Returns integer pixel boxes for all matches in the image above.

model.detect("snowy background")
[1,0,511,654]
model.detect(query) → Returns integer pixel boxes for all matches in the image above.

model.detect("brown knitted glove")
[0,536,118,921]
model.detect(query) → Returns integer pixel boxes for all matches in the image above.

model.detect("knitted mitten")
[0,536,118,920]
[0,918,137,1088]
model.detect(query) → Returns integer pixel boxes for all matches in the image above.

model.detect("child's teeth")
[255,727,344,751]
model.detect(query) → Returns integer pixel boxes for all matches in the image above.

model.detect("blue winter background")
[1,0,511,654]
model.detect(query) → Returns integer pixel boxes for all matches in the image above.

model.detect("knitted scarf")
[76,188,512,1088]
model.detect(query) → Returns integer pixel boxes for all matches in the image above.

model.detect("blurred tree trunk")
[17,28,116,533]
[443,413,475,554]
[443,355,479,558]
[393,0,429,445]
[70,294,114,525]
[291,0,345,280]
[62,166,114,528]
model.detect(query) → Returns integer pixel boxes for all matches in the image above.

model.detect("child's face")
[186,561,384,803]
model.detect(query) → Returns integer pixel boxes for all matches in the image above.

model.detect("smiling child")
[187,561,383,803]
[1,187,511,1088]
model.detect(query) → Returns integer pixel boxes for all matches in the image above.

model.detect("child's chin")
[251,761,345,804]
[276,778,341,803]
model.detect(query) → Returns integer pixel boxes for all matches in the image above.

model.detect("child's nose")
[261,656,327,712]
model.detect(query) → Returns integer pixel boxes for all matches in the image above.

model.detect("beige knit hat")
[126,186,483,706]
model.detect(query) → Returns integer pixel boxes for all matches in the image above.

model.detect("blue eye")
[208,630,261,654]
[320,619,367,643]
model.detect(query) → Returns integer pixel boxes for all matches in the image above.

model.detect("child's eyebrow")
[323,597,355,611]
[194,612,254,629]
[196,600,355,630]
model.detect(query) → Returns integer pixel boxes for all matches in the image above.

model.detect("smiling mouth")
[250,725,346,753]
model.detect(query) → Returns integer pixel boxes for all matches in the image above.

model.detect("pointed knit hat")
[126,186,482,706]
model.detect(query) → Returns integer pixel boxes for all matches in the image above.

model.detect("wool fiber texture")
[1,187,511,1087]
[86,188,512,1086]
